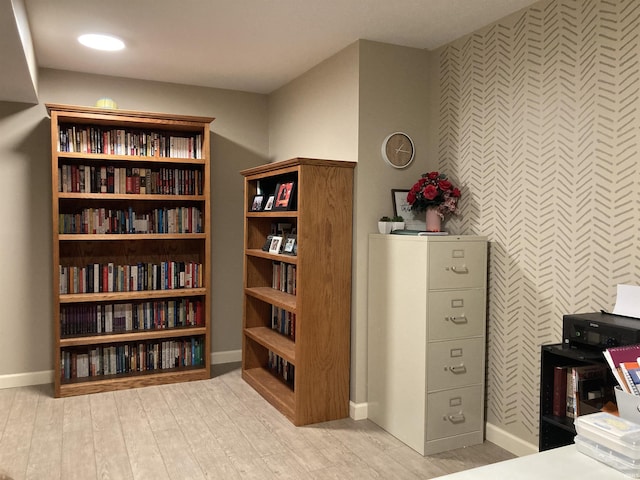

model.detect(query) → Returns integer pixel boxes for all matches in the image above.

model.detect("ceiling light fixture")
[78,34,125,51]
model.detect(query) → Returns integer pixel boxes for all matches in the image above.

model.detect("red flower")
[405,171,461,216]
[438,180,452,191]
[423,184,438,200]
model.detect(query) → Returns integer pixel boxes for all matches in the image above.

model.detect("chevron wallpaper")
[438,0,640,444]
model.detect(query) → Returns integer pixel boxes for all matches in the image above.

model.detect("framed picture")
[283,234,297,255]
[262,234,274,251]
[268,235,283,254]
[391,188,426,230]
[263,195,275,211]
[273,181,296,210]
[250,194,265,211]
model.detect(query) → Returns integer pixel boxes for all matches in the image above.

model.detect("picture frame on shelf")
[283,234,297,255]
[268,235,283,254]
[273,181,296,210]
[251,194,265,211]
[391,188,426,231]
[263,195,275,211]
[262,234,274,251]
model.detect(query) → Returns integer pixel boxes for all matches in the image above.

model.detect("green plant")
[379,216,392,222]
[392,215,404,222]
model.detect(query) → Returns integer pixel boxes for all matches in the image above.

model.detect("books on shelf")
[59,261,203,294]
[59,206,202,234]
[58,124,203,159]
[267,350,294,388]
[60,298,203,336]
[60,336,205,380]
[272,261,296,294]
[566,364,608,418]
[58,164,203,195]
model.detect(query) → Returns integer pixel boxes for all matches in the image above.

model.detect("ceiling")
[3,0,539,103]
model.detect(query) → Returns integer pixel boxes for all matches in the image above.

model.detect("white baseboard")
[485,422,538,457]
[0,349,243,391]
[350,400,368,420]
[0,370,53,389]
[211,349,241,365]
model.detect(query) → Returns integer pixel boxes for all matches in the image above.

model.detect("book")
[621,362,640,396]
[553,366,568,416]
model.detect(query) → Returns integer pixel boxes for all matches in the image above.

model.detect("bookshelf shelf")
[244,327,295,363]
[49,103,213,397]
[241,158,355,426]
[60,326,208,346]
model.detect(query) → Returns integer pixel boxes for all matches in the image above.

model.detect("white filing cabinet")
[367,234,488,455]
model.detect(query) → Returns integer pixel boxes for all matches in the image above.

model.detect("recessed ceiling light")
[78,34,125,51]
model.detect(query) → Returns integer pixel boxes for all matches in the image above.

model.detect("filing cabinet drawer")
[428,289,486,341]
[426,385,483,441]
[427,338,484,391]
[428,242,486,290]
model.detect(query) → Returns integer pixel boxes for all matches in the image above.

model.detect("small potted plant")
[378,216,394,234]
[391,215,405,232]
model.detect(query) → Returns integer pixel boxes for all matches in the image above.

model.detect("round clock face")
[382,132,415,168]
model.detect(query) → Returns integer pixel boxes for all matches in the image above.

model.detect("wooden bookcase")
[240,158,355,425]
[48,103,214,397]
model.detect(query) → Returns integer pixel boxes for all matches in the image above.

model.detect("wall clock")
[381,132,415,169]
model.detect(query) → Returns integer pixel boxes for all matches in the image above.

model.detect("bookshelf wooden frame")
[48,104,214,397]
[241,158,355,426]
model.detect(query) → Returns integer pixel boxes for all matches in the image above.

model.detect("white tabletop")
[435,445,632,479]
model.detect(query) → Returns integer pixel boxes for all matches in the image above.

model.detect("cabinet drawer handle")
[447,412,466,423]
[448,364,466,374]
[446,315,467,324]
[451,266,469,274]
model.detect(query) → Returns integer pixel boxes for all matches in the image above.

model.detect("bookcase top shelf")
[240,157,356,179]
[58,233,207,241]
[46,103,215,126]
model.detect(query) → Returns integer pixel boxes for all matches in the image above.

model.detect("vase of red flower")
[407,171,461,232]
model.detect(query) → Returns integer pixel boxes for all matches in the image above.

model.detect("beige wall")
[0,69,269,380]
[268,42,359,162]
[433,0,640,447]
[268,39,432,404]
[354,41,431,403]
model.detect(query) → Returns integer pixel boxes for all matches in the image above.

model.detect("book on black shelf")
[552,366,568,417]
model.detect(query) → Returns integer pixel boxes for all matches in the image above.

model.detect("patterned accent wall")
[438,0,640,444]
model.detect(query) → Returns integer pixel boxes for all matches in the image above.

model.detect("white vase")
[392,221,405,232]
[378,222,393,234]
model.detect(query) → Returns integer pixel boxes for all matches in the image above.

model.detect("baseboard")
[211,349,242,365]
[0,370,53,389]
[350,400,368,420]
[0,349,243,390]
[485,422,538,457]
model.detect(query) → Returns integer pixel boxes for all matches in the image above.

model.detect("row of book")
[58,124,203,159]
[272,261,296,294]
[268,350,294,388]
[60,299,204,336]
[60,337,205,380]
[59,261,203,294]
[271,306,295,340]
[58,164,204,195]
[554,364,608,418]
[59,206,202,235]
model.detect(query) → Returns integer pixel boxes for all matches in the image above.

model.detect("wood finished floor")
[0,365,515,480]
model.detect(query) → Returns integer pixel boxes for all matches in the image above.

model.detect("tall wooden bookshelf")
[241,158,355,425]
[48,103,214,397]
